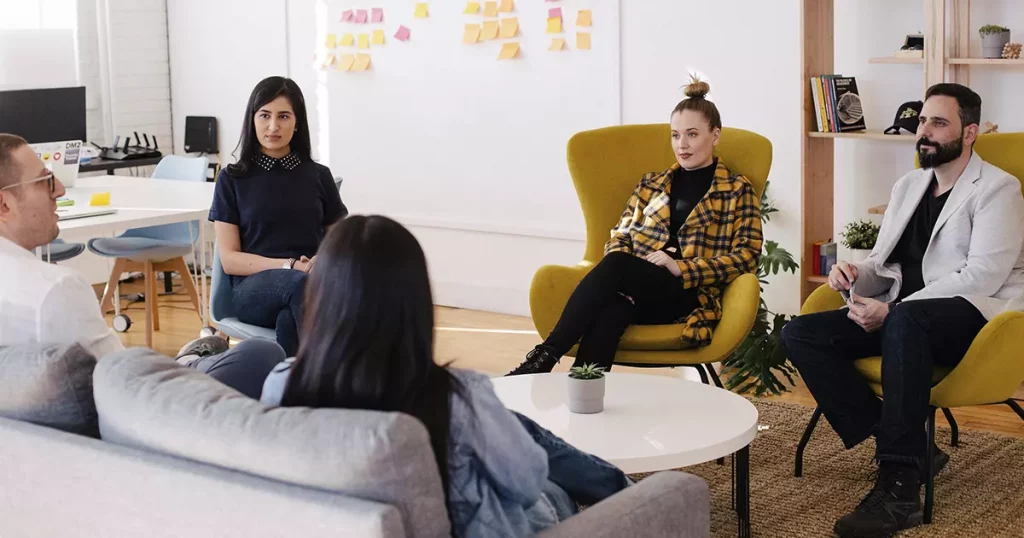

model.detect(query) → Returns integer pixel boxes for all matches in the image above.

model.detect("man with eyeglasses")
[0,133,284,398]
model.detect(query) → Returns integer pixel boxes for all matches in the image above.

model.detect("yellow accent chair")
[528,124,771,385]
[792,132,1024,524]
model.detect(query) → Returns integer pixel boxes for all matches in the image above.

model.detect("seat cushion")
[87,237,193,262]
[619,324,693,351]
[0,344,99,437]
[93,348,450,538]
[216,317,277,341]
[853,357,953,396]
[45,241,86,262]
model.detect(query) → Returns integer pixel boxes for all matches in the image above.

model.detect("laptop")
[57,207,118,221]
[30,140,82,188]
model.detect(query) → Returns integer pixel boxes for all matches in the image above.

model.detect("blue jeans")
[232,269,308,356]
[188,339,286,398]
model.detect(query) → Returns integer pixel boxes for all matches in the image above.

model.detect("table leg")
[200,221,209,326]
[735,445,751,538]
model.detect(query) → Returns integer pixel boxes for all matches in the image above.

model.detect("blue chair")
[210,247,276,341]
[89,155,208,347]
[41,238,86,263]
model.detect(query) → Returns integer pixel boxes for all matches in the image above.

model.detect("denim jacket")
[261,362,550,538]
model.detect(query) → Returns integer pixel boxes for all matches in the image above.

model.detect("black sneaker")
[834,463,922,538]
[507,346,561,376]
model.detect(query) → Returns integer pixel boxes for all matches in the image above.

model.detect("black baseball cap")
[884,101,923,135]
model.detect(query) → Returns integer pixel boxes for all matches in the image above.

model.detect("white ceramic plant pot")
[847,248,872,263]
[567,376,605,414]
[981,31,1010,58]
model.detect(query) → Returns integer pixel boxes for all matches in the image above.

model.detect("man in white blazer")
[782,84,1024,538]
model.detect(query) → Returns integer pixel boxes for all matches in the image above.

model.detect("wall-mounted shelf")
[806,275,829,284]
[868,204,887,215]
[868,56,925,64]
[808,130,916,142]
[947,58,1024,66]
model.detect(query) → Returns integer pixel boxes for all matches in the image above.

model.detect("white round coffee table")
[491,372,758,538]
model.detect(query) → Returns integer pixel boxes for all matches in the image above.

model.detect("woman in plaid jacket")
[509,78,763,375]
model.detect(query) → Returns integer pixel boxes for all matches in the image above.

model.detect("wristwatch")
[283,258,296,270]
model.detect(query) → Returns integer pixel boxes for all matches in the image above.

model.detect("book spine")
[815,77,828,132]
[811,77,823,132]
[824,243,838,275]
[812,242,822,275]
[828,77,840,132]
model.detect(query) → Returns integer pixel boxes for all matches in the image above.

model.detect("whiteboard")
[319,0,621,238]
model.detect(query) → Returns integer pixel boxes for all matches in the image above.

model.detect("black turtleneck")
[662,159,717,258]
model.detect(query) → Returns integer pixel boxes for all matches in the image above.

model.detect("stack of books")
[810,75,866,133]
[812,241,837,276]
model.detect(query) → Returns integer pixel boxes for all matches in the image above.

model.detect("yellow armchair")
[529,124,772,384]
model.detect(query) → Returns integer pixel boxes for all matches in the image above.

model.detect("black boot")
[507,345,561,376]
[834,462,922,538]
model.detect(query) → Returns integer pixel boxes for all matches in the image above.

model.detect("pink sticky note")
[548,7,562,18]
[371,8,384,23]
[341,9,354,21]
[355,9,368,23]
[395,25,411,41]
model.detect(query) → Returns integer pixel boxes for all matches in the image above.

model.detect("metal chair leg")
[925,408,936,524]
[940,408,959,447]
[706,364,725,389]
[1007,399,1024,421]
[795,406,823,477]
[691,364,709,385]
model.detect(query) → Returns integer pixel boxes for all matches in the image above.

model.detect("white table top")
[491,373,759,474]
[58,175,214,236]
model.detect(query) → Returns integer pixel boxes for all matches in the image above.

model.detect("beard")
[917,134,963,169]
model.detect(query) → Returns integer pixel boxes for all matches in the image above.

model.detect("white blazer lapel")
[929,152,983,244]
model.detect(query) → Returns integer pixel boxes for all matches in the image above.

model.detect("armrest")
[930,310,1024,408]
[801,284,845,315]
[529,263,593,339]
[534,471,709,538]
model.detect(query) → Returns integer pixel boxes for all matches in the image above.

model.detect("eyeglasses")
[0,172,56,193]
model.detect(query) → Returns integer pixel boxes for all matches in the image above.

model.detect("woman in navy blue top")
[209,76,346,355]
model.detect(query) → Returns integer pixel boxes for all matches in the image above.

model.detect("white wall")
[0,30,77,89]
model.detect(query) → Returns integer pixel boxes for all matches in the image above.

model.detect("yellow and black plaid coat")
[605,160,763,347]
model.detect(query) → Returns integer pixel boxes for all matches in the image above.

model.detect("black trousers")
[543,251,700,370]
[781,297,986,465]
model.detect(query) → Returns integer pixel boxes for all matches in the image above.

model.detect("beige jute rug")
[631,399,1024,538]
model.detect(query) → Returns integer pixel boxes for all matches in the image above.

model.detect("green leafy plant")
[840,219,880,250]
[721,181,800,396]
[980,24,1010,35]
[568,363,606,380]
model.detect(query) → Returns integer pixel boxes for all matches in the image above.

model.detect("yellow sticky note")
[352,53,372,72]
[464,1,480,14]
[498,41,519,60]
[498,0,514,12]
[481,20,500,40]
[546,17,562,34]
[577,32,591,50]
[414,3,428,18]
[320,54,336,69]
[340,33,355,47]
[483,1,498,17]
[338,54,356,71]
[372,29,386,45]
[499,17,518,38]
[325,33,337,48]
[463,23,482,44]
[577,9,592,27]
[90,192,111,206]
[358,34,370,49]
[549,37,566,51]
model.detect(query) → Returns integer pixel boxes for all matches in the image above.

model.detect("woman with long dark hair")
[261,215,630,537]
[209,76,346,356]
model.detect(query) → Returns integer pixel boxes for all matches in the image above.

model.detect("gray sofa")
[0,346,710,537]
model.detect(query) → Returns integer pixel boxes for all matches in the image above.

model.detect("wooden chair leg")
[143,261,154,348]
[171,256,203,323]
[795,406,823,478]
[99,259,126,314]
[149,266,160,332]
[940,408,959,447]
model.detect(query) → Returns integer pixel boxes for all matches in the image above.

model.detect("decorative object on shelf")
[810,75,865,133]
[1003,42,1023,60]
[883,100,923,135]
[721,182,800,396]
[567,364,606,414]
[980,25,1011,59]
[982,121,1000,135]
[894,33,924,58]
[840,219,880,263]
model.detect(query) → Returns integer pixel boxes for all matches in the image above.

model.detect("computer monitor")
[0,86,87,144]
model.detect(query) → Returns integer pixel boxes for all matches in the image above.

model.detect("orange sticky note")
[481,20,500,40]
[352,53,372,71]
[338,54,357,71]
[325,33,337,48]
[549,37,566,51]
[498,0,514,13]
[464,1,480,14]
[577,32,591,50]
[546,17,562,34]
[90,192,111,206]
[340,33,355,46]
[358,34,370,49]
[499,17,518,38]
[498,41,519,59]
[577,9,592,27]
[483,1,498,17]
[372,29,386,45]
[463,23,482,44]
[414,3,428,18]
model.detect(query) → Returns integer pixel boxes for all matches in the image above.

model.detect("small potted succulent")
[840,219,880,263]
[567,363,606,414]
[980,25,1011,59]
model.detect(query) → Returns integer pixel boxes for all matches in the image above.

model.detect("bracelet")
[283,258,296,270]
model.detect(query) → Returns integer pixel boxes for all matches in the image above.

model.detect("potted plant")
[980,25,1011,59]
[567,363,606,414]
[840,219,880,262]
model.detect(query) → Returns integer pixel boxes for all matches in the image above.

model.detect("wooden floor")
[100,277,1024,439]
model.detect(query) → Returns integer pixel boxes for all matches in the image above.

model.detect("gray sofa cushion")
[93,348,450,538]
[0,344,98,437]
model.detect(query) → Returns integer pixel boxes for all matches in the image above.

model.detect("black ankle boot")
[834,462,922,538]
[507,345,561,376]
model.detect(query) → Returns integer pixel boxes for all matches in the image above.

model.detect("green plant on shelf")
[568,363,606,380]
[840,219,880,250]
[979,24,1010,35]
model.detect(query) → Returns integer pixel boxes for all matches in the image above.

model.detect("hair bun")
[683,75,711,100]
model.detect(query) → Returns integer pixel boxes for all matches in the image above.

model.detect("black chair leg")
[795,406,823,477]
[925,408,936,524]
[940,408,959,447]
[1007,399,1024,421]
[706,364,725,389]
[691,364,709,385]
[163,271,173,293]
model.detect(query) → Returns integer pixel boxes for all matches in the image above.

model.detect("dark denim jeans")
[232,269,308,356]
[781,297,986,466]
[188,338,286,399]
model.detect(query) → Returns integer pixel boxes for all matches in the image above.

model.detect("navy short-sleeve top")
[209,152,347,265]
